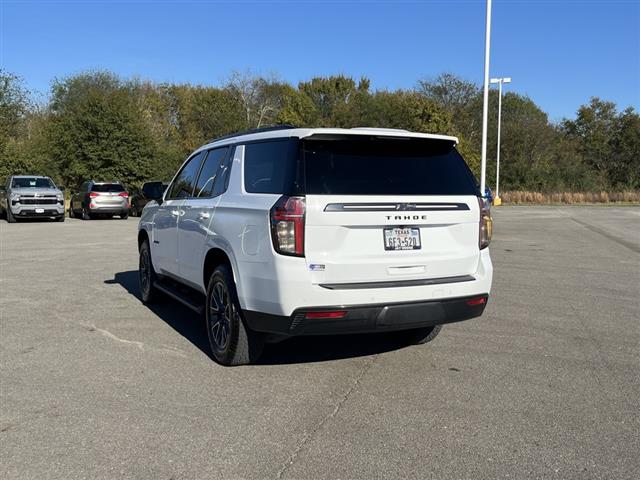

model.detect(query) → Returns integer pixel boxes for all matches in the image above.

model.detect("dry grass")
[500,191,640,204]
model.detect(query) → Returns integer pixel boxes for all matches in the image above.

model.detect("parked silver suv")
[70,181,129,220]
[0,175,65,222]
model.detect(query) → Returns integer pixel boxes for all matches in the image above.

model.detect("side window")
[167,151,206,199]
[244,140,299,194]
[193,147,228,198]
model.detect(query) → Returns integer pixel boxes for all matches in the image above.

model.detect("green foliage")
[563,98,640,189]
[1,70,638,193]
[45,72,157,189]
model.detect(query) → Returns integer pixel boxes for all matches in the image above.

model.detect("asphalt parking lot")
[1,206,639,479]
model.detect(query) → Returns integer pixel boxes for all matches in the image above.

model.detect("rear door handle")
[171,210,180,216]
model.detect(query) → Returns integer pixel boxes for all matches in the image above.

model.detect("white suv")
[137,126,493,365]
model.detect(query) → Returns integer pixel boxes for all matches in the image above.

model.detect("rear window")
[91,183,125,193]
[302,136,479,196]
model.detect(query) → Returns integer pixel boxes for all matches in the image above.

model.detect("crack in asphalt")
[81,323,187,357]
[275,356,377,479]
[570,217,640,254]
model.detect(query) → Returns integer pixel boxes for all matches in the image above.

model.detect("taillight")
[270,195,305,256]
[478,197,493,250]
[89,192,99,198]
[466,296,487,306]
[118,192,129,198]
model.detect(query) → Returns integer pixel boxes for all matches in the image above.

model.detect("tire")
[205,265,264,366]
[121,211,129,220]
[57,215,65,222]
[139,240,161,304]
[69,205,75,218]
[6,202,16,223]
[403,325,443,345]
[82,207,91,220]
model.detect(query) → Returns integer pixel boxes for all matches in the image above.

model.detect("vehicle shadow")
[106,271,410,365]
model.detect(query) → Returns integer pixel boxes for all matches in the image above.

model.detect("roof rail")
[207,124,296,144]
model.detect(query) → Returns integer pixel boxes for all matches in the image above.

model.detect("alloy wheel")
[209,281,232,350]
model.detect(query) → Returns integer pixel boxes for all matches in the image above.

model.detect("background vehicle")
[0,175,65,223]
[129,182,168,217]
[137,126,493,366]
[69,181,129,220]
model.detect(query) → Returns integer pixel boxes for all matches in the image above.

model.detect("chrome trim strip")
[324,202,470,212]
[319,274,475,290]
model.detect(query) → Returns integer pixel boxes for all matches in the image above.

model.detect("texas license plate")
[35,208,45,213]
[383,227,421,250]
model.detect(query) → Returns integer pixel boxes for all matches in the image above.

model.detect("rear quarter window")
[243,139,302,194]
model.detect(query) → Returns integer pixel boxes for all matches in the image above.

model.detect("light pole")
[479,0,492,198]
[489,76,511,205]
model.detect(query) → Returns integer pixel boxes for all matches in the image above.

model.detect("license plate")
[35,208,44,213]
[384,227,421,250]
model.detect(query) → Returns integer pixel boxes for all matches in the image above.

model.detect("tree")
[298,75,370,126]
[46,71,157,188]
[0,71,33,180]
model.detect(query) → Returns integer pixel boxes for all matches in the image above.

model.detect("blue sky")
[2,0,639,121]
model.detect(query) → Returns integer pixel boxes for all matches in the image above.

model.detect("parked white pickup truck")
[0,175,65,223]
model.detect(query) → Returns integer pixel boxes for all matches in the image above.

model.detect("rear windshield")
[303,136,479,195]
[12,177,55,189]
[242,136,479,196]
[92,183,124,193]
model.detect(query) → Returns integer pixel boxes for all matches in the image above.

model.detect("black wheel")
[206,265,264,366]
[82,207,91,220]
[403,325,443,345]
[121,211,129,220]
[6,202,16,223]
[57,215,65,222]
[69,205,75,218]
[139,240,160,303]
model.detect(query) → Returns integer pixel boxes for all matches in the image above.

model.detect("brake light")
[305,311,346,319]
[89,192,99,198]
[270,196,305,256]
[118,192,129,198]
[478,197,493,250]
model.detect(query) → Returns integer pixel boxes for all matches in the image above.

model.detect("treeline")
[1,69,638,192]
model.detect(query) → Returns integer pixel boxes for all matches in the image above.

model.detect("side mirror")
[143,181,165,205]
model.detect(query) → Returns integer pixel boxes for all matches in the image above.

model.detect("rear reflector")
[466,296,487,306]
[304,311,347,319]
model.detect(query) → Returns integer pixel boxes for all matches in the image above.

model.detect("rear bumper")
[89,204,128,213]
[244,294,488,336]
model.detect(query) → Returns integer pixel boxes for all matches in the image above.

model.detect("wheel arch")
[138,228,150,251]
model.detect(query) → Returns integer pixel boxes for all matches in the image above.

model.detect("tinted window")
[12,177,55,189]
[168,151,206,199]
[91,183,125,193]
[244,140,301,194]
[194,147,228,198]
[142,182,165,199]
[303,137,479,195]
